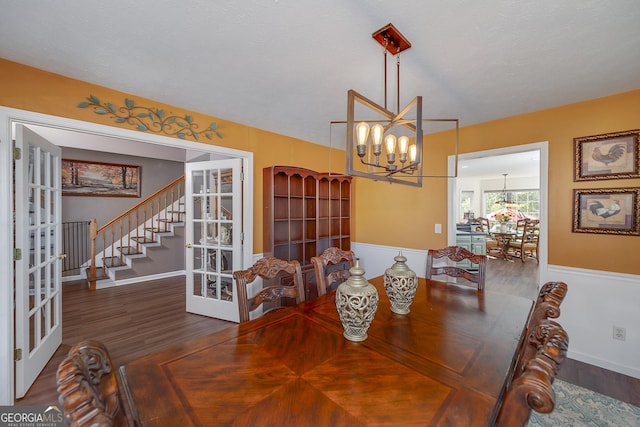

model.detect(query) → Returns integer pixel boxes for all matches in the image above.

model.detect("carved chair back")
[233,256,305,323]
[495,320,569,426]
[311,247,356,296]
[56,340,129,427]
[425,246,486,292]
[515,281,568,374]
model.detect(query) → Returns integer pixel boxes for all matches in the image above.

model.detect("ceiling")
[458,150,539,179]
[25,124,218,163]
[2,1,639,154]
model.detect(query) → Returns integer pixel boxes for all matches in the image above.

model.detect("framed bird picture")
[574,129,640,181]
[573,188,640,236]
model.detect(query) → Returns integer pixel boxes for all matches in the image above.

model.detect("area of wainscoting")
[351,241,640,380]
[546,264,640,379]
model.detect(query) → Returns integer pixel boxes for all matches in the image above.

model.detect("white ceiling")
[25,124,215,163]
[458,150,539,179]
[2,1,639,154]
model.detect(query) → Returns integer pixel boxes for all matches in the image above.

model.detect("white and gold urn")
[336,261,379,342]
[383,252,417,315]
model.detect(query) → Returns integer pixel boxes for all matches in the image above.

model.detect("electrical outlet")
[613,326,626,341]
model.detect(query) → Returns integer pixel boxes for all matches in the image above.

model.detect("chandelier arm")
[359,158,420,176]
[359,158,382,169]
[385,162,420,177]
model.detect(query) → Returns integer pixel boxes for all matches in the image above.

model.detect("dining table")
[493,232,516,261]
[119,276,533,426]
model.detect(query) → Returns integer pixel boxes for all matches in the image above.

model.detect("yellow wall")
[1,59,638,274]
[0,59,346,254]
[355,90,640,274]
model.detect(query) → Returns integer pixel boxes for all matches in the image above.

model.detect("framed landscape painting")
[62,159,141,197]
[574,129,640,181]
[572,188,640,236]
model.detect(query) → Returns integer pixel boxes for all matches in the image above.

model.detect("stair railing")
[88,175,185,289]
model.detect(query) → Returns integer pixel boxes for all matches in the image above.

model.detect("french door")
[14,125,63,397]
[185,159,242,322]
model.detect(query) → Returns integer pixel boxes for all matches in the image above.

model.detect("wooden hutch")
[263,166,352,297]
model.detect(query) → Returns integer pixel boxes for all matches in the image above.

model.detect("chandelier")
[498,173,511,204]
[342,23,460,187]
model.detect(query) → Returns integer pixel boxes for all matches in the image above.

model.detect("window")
[460,190,474,220]
[485,190,540,219]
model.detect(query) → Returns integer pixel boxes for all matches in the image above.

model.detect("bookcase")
[263,166,352,297]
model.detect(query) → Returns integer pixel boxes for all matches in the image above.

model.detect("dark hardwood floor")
[17,276,233,406]
[17,258,640,409]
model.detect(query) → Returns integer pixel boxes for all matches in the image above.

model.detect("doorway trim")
[0,106,254,404]
[447,141,549,283]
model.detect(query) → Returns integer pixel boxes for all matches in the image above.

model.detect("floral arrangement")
[495,210,514,223]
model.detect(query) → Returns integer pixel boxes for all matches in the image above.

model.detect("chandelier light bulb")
[385,134,397,153]
[409,144,417,163]
[398,136,409,163]
[356,122,370,146]
[385,134,397,165]
[371,124,384,155]
[398,136,409,154]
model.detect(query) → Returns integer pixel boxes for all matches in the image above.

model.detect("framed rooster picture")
[574,129,640,181]
[573,188,640,236]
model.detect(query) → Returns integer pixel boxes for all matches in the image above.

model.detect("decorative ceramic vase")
[335,261,379,342]
[383,252,417,315]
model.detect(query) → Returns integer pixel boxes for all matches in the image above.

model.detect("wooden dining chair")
[233,256,305,323]
[311,247,356,296]
[425,246,486,292]
[508,219,540,263]
[494,320,569,426]
[531,281,568,324]
[477,217,500,256]
[56,340,130,427]
[516,281,568,375]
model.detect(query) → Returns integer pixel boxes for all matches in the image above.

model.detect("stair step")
[103,257,126,268]
[144,227,173,235]
[131,236,158,244]
[157,218,185,224]
[85,267,112,287]
[117,246,143,256]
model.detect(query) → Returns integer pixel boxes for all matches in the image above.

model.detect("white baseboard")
[568,349,640,379]
[62,274,84,282]
[95,270,185,289]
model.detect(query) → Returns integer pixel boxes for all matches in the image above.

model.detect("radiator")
[62,221,91,275]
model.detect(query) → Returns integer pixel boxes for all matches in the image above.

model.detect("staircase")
[88,176,185,289]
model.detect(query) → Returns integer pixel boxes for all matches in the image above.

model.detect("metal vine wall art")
[78,95,223,141]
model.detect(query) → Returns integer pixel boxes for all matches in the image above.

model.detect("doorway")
[0,107,254,404]
[447,141,549,287]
